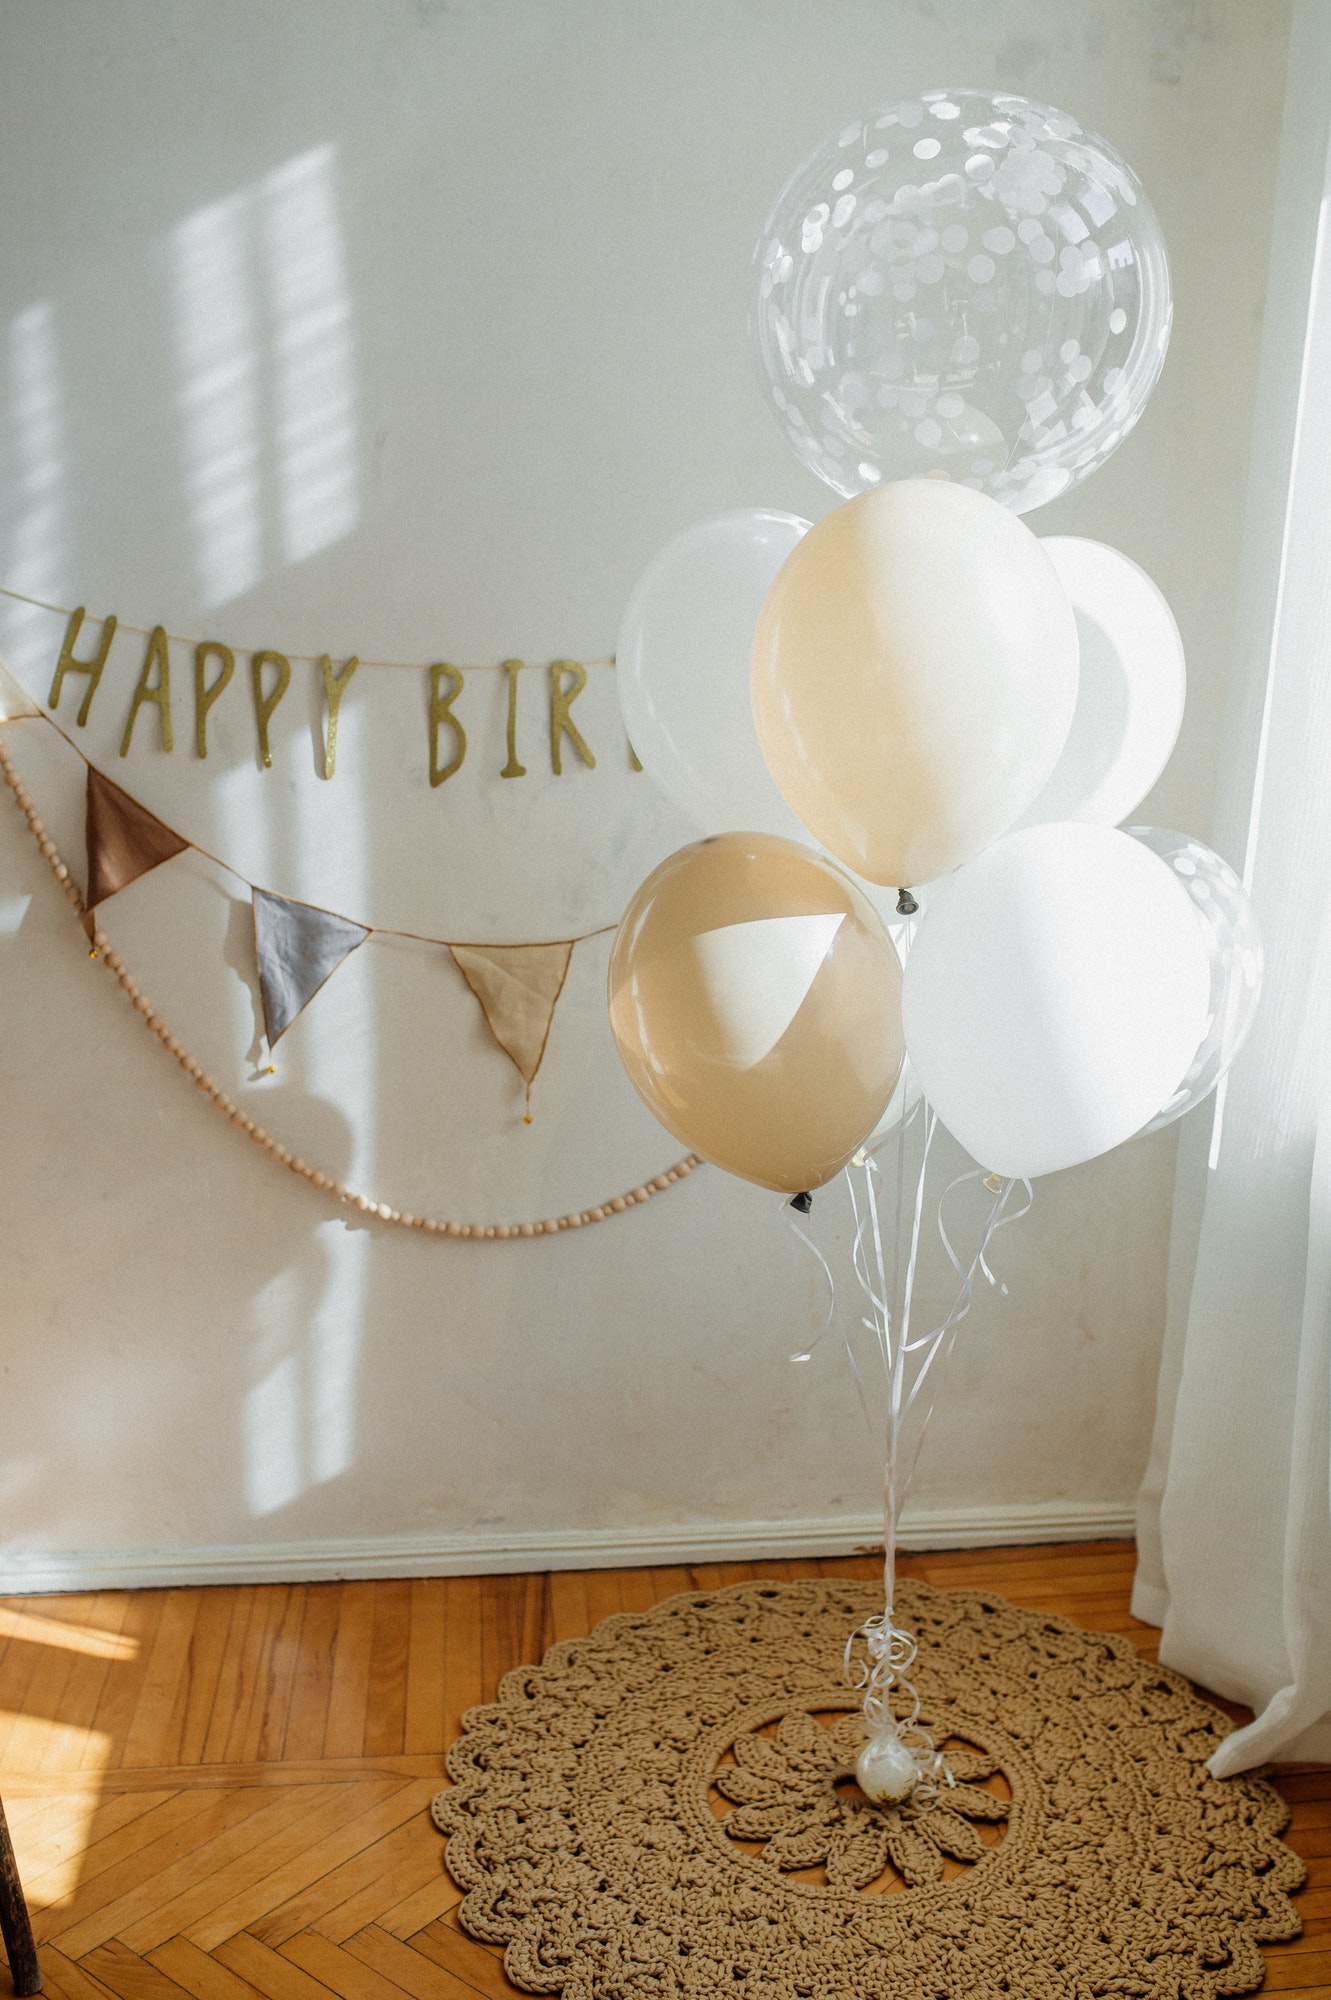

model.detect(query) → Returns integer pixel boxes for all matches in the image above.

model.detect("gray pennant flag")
[253,888,369,1046]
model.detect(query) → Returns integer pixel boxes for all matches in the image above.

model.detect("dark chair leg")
[0,1796,40,1996]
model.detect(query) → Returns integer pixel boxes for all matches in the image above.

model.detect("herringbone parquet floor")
[0,1544,1326,1999]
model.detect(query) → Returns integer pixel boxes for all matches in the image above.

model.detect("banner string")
[2,705,617,952]
[0,727,700,1240]
[0,584,616,674]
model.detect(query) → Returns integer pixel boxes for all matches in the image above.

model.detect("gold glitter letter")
[49,607,117,726]
[318,654,359,779]
[194,641,234,758]
[500,659,526,778]
[429,663,466,786]
[119,625,174,757]
[251,650,291,769]
[549,660,596,775]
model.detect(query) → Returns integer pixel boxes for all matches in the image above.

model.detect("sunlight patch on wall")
[170,145,359,608]
[171,193,262,608]
[3,301,69,681]
[244,1345,304,1517]
[263,146,360,565]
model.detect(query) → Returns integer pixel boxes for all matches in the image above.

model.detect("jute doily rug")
[432,1578,1304,2000]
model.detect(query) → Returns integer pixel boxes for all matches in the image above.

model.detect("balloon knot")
[896,888,919,915]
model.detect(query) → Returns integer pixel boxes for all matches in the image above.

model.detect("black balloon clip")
[789,1191,813,1214]
[896,888,919,915]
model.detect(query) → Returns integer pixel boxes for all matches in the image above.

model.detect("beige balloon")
[750,480,1080,887]
[608,833,904,1193]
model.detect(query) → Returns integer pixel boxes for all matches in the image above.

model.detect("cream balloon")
[750,481,1080,888]
[617,510,922,934]
[608,834,904,1193]
[1014,538,1186,830]
[901,823,1212,1179]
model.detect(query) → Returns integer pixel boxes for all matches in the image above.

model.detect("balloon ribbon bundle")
[792,1090,1030,1803]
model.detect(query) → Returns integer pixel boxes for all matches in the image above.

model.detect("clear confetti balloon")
[1127,828,1264,1133]
[752,89,1171,512]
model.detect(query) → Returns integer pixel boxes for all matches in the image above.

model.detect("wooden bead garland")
[0,733,702,1238]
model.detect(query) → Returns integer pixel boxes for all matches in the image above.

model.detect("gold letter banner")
[449,941,574,1094]
[253,888,370,1047]
[84,765,190,938]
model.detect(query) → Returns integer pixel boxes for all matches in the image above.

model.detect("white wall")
[0,0,1292,1586]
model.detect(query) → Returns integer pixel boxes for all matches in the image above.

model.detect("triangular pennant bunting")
[449,940,574,1087]
[0,659,41,720]
[254,887,369,1046]
[85,765,190,933]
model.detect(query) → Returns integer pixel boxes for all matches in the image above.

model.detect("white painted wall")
[0,0,1292,1585]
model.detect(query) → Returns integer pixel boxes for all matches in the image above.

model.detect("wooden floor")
[0,1543,1325,1999]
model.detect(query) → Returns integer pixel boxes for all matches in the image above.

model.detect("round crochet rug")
[432,1577,1304,2000]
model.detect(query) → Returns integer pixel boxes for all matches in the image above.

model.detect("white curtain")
[1133,1,1331,1774]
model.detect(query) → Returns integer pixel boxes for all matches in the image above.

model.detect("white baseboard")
[0,1500,1134,1595]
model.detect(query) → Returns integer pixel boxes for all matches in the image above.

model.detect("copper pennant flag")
[449,940,574,1088]
[84,765,190,936]
[253,888,369,1047]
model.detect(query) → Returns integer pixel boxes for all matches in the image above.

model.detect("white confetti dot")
[983,226,1015,255]
[916,255,945,284]
[913,136,941,159]
[832,194,856,227]
[1103,367,1124,392]
[865,149,888,170]
[1021,349,1043,373]
[930,100,961,119]
[838,123,861,147]
[893,281,917,302]
[965,153,996,179]
[1017,218,1044,243]
[915,419,943,446]
[1059,340,1080,364]
[940,225,969,253]
[1069,355,1092,382]
[857,269,885,296]
[858,461,882,482]
[967,254,995,283]
[1030,236,1055,264]
[832,168,855,191]
[896,101,924,128]
[936,393,964,419]
[1109,307,1128,334]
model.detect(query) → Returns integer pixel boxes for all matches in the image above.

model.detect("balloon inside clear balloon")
[752,88,1171,513]
[1126,828,1264,1132]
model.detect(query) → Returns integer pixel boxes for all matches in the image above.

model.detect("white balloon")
[901,824,1212,1179]
[617,510,811,835]
[1015,539,1186,831]
[617,509,918,933]
[1127,828,1264,1132]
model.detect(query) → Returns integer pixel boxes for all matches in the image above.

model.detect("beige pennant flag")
[0,659,41,720]
[450,940,574,1088]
